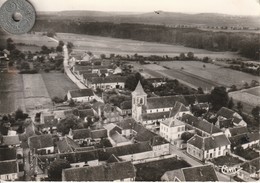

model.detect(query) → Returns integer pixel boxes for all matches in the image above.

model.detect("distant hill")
[37,11,260,28]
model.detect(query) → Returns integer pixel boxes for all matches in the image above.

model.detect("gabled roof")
[188,134,231,150]
[142,111,170,121]
[229,132,259,147]
[63,161,136,181]
[69,89,94,98]
[28,134,54,150]
[132,81,147,96]
[169,101,189,118]
[184,94,210,105]
[219,119,234,129]
[117,118,136,130]
[2,135,20,146]
[110,131,129,144]
[91,129,108,139]
[120,100,132,110]
[76,109,95,119]
[147,95,188,109]
[162,118,185,127]
[56,137,80,153]
[72,129,91,140]
[107,154,121,163]
[182,114,222,134]
[0,148,16,161]
[75,146,95,152]
[82,73,99,79]
[183,165,218,181]
[241,157,260,173]
[0,160,18,175]
[217,107,236,119]
[229,126,248,136]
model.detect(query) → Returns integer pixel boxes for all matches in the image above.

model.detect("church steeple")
[132,81,146,96]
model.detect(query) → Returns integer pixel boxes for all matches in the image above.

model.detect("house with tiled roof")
[69,128,91,145]
[87,76,127,90]
[78,72,99,85]
[181,114,223,137]
[187,134,231,161]
[39,113,58,134]
[132,81,189,126]
[62,161,136,181]
[56,136,80,153]
[28,134,54,155]
[224,126,248,138]
[216,107,247,128]
[161,165,219,182]
[229,132,259,150]
[0,160,19,181]
[67,88,95,103]
[117,100,132,116]
[103,104,123,123]
[1,135,20,147]
[74,108,98,123]
[237,157,260,181]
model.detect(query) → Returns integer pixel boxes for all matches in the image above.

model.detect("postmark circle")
[0,0,36,34]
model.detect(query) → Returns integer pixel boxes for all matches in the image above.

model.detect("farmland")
[159,61,260,88]
[23,74,53,111]
[41,72,78,99]
[56,33,242,59]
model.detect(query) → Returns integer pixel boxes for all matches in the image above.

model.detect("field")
[159,61,260,88]
[135,157,190,181]
[41,72,78,99]
[0,73,25,114]
[56,33,242,59]
[23,74,53,111]
[244,86,260,97]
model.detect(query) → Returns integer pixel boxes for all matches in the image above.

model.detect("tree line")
[32,20,260,60]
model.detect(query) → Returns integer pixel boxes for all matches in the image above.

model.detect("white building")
[67,89,95,102]
[28,134,54,155]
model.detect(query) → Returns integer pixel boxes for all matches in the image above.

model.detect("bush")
[52,97,64,104]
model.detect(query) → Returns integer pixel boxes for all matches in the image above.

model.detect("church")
[131,81,190,127]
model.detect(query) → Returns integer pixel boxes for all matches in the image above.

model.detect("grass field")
[243,86,260,97]
[160,61,260,88]
[23,74,53,111]
[41,72,78,99]
[56,33,242,59]
[135,157,190,181]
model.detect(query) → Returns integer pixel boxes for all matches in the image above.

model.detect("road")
[169,145,235,182]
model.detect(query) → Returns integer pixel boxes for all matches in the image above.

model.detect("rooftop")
[56,137,80,153]
[72,129,91,140]
[69,89,94,98]
[63,161,135,181]
[0,148,16,161]
[217,107,237,119]
[28,134,54,150]
[2,135,20,146]
[142,111,170,121]
[132,81,147,96]
[188,134,231,150]
[241,157,260,173]
[88,76,126,84]
[147,95,188,109]
[0,160,18,175]
[169,101,190,118]
[229,126,248,136]
[229,132,259,147]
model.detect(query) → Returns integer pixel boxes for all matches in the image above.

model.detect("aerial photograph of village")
[0,0,259,182]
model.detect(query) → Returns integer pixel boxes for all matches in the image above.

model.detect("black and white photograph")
[0,0,259,182]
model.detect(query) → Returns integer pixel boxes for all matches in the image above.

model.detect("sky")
[0,0,260,16]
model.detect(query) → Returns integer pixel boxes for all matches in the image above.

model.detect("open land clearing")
[0,73,25,114]
[56,33,242,59]
[23,74,53,111]
[41,72,78,99]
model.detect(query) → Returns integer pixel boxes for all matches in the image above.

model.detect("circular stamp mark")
[0,0,36,34]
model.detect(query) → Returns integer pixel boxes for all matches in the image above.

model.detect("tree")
[210,87,229,111]
[48,159,71,181]
[229,85,237,92]
[56,45,63,52]
[250,80,259,87]
[187,52,194,60]
[243,82,249,89]
[227,97,234,109]
[15,108,27,120]
[179,53,186,60]
[197,87,204,94]
[58,41,64,47]
[57,116,83,135]
[41,45,50,54]
[236,102,243,113]
[181,132,194,143]
[251,106,260,122]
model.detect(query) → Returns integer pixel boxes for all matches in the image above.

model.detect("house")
[160,102,192,143]
[102,104,123,123]
[132,81,189,125]
[104,124,132,147]
[1,135,20,147]
[224,126,248,138]
[62,161,136,181]
[187,134,231,161]
[216,107,247,127]
[98,69,109,77]
[150,136,170,157]
[146,78,167,87]
[87,76,126,90]
[181,114,223,137]
[117,100,132,116]
[0,160,19,181]
[113,66,123,75]
[74,109,98,123]
[229,132,259,150]
[91,129,108,142]
[67,89,95,102]
[39,114,58,134]
[79,73,99,85]
[161,165,219,182]
[28,134,54,155]
[237,157,260,181]
[56,136,80,153]
[73,65,113,74]
[69,128,91,145]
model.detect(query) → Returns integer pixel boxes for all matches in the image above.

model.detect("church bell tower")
[132,81,147,122]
